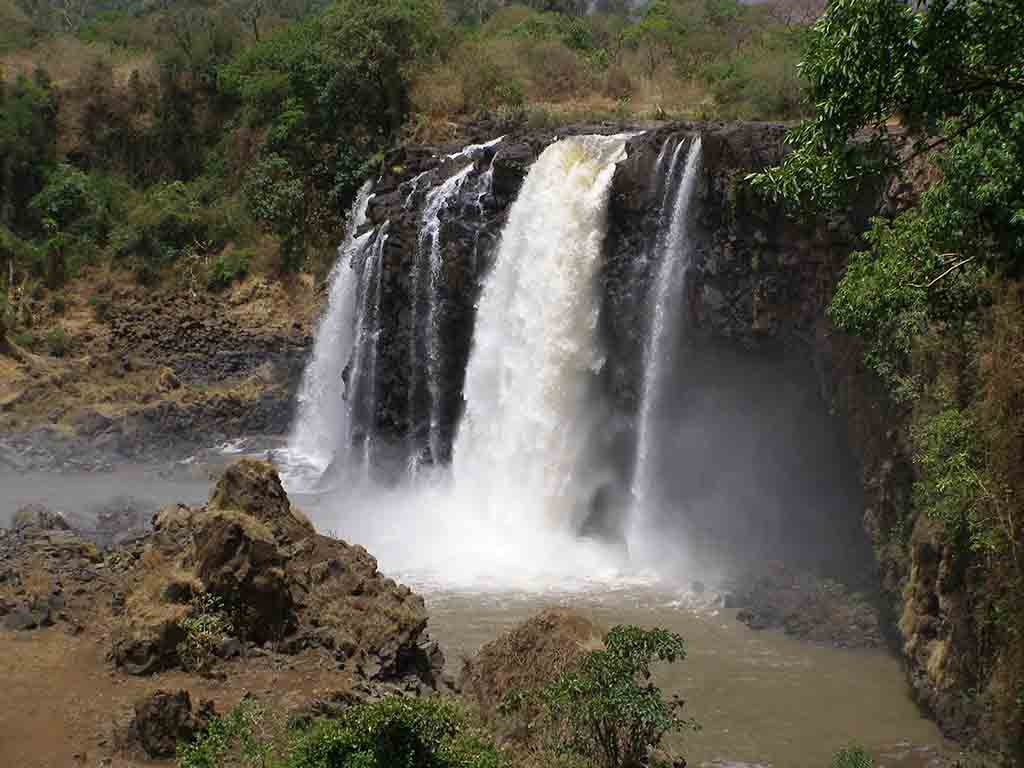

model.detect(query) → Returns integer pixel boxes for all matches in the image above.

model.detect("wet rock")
[732,565,883,648]
[126,690,213,758]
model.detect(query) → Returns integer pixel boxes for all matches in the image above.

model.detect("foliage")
[831,746,873,768]
[220,0,442,268]
[207,249,250,290]
[504,625,695,768]
[751,0,1024,748]
[177,697,280,768]
[177,697,499,768]
[0,71,58,234]
[177,593,234,677]
[44,324,66,356]
[912,406,1000,555]
[285,697,498,768]
[749,0,1024,211]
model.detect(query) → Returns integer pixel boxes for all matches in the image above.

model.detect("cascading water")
[407,165,475,473]
[287,180,374,469]
[630,136,703,531]
[348,223,389,473]
[453,134,630,538]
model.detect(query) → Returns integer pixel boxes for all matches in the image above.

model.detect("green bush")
[831,745,873,768]
[30,163,112,243]
[207,251,250,291]
[286,698,498,768]
[177,697,499,768]
[504,625,695,768]
[45,326,67,357]
[178,593,234,677]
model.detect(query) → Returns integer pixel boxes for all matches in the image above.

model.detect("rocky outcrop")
[459,608,604,735]
[111,459,443,688]
[731,563,884,648]
[126,689,215,759]
[0,277,314,471]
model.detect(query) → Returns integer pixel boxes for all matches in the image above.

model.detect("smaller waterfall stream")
[349,223,389,473]
[288,181,374,469]
[631,136,703,535]
[418,164,475,469]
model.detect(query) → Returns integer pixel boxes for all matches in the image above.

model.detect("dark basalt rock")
[126,689,215,759]
[111,460,442,687]
[353,120,872,481]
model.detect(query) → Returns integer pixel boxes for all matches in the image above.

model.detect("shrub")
[286,697,498,768]
[177,593,233,677]
[832,745,873,768]
[177,697,499,768]
[45,326,67,357]
[207,250,250,291]
[504,625,696,768]
[177,698,280,768]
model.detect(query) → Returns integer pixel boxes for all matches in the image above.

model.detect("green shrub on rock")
[45,326,67,357]
[503,624,695,768]
[178,593,234,678]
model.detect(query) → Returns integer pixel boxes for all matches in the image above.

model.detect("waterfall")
[409,163,476,471]
[349,223,389,473]
[631,136,703,514]
[453,134,630,534]
[288,180,374,468]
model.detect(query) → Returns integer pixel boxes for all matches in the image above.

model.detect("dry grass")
[0,37,152,86]
[124,548,194,629]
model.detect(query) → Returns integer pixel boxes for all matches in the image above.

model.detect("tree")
[749,0,1024,386]
[220,0,444,269]
[505,625,696,768]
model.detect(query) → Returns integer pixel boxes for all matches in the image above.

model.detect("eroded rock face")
[112,459,442,687]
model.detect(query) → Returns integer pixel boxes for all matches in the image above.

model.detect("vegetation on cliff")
[0,0,809,360]
[753,0,1024,757]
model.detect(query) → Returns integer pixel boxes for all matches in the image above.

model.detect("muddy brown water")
[1,450,956,768]
[423,589,953,768]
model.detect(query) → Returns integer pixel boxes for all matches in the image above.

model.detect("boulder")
[460,608,604,731]
[207,458,314,544]
[193,510,293,642]
[112,460,441,686]
[112,618,188,676]
[732,565,883,648]
[2,598,54,631]
[12,503,70,532]
[126,690,213,758]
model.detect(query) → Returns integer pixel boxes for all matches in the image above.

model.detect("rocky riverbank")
[0,459,448,766]
[0,274,317,472]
